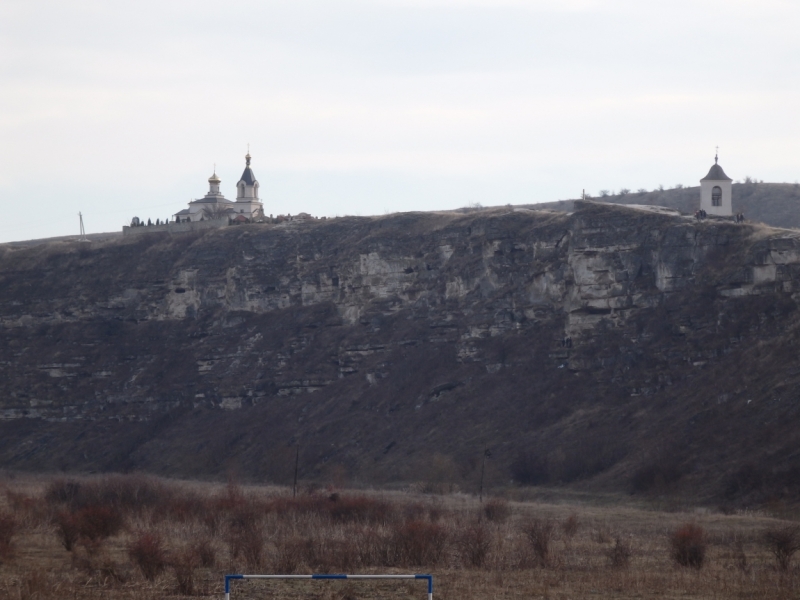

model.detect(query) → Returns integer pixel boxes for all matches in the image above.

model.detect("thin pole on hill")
[293,445,299,498]
[479,447,491,503]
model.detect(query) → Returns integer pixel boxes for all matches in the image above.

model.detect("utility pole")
[479,447,491,503]
[292,445,300,498]
[78,212,89,242]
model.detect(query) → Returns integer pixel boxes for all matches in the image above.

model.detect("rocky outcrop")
[2,202,800,504]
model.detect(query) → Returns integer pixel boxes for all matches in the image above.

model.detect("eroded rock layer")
[2,202,800,504]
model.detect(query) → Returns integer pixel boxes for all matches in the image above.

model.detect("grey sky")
[1,0,798,242]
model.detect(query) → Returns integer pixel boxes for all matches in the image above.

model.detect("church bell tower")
[700,151,733,217]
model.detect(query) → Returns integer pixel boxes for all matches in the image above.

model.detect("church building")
[174,153,264,222]
[699,153,733,217]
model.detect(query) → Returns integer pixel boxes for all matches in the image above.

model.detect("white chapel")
[699,153,733,217]
[175,153,264,223]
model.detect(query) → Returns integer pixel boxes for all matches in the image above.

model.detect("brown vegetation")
[763,525,800,572]
[670,523,707,569]
[1,474,800,598]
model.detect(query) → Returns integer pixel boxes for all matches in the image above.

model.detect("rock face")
[2,201,800,504]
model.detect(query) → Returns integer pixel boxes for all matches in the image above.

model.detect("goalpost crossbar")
[224,573,433,600]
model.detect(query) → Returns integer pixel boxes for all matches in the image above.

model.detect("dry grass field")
[0,474,799,599]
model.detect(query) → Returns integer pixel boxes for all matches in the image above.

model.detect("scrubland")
[0,474,799,599]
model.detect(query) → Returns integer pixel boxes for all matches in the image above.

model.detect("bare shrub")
[764,525,800,572]
[457,523,491,568]
[320,537,359,572]
[327,494,395,525]
[226,503,264,568]
[53,505,124,551]
[155,491,209,525]
[44,479,82,506]
[76,505,124,541]
[670,523,706,569]
[5,490,49,529]
[0,512,17,562]
[402,502,427,522]
[562,513,580,538]
[732,540,748,573]
[354,526,393,567]
[128,532,168,581]
[16,571,53,599]
[54,510,81,551]
[240,529,265,571]
[192,537,216,568]
[171,546,199,596]
[605,536,631,568]
[45,475,170,516]
[272,535,307,573]
[593,524,612,544]
[524,519,554,567]
[483,499,510,523]
[72,546,129,584]
[393,520,448,566]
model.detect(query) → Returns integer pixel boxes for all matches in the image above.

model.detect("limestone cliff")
[2,201,799,504]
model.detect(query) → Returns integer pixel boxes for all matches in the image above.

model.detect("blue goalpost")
[224,573,433,600]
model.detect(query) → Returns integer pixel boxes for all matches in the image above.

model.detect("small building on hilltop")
[700,154,733,217]
[174,153,264,223]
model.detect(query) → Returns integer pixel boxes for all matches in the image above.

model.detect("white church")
[699,153,733,216]
[174,152,264,223]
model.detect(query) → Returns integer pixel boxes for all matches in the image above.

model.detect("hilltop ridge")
[2,201,800,506]
[533,181,800,229]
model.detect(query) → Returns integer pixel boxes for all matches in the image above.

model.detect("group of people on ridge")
[693,209,746,223]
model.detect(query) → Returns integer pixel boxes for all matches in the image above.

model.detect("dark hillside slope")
[2,203,800,506]
[535,182,800,229]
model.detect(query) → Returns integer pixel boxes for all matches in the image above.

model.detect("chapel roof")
[701,161,732,182]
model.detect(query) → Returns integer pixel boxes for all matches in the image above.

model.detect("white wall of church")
[700,180,732,216]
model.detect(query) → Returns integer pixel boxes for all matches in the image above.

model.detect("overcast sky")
[1,0,799,242]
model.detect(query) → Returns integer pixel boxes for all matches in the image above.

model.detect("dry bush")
[14,571,53,600]
[53,510,81,551]
[171,546,200,596]
[318,537,360,572]
[732,539,749,573]
[353,526,394,567]
[53,505,124,551]
[592,524,612,544]
[392,520,449,566]
[402,502,427,522]
[192,537,216,568]
[457,522,491,568]
[562,513,580,538]
[0,511,17,562]
[328,494,395,525]
[128,532,168,581]
[77,505,124,541]
[482,499,510,523]
[45,475,170,516]
[5,490,49,529]
[71,546,129,584]
[763,525,800,571]
[605,536,631,569]
[44,479,82,506]
[154,491,209,525]
[271,535,307,573]
[524,519,554,567]
[240,529,265,571]
[428,503,444,523]
[227,504,265,570]
[670,523,706,569]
